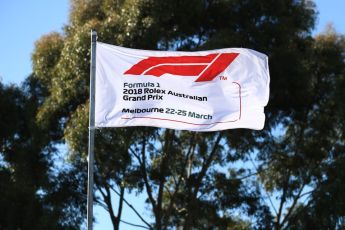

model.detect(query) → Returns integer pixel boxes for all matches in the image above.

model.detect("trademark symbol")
[219,76,228,80]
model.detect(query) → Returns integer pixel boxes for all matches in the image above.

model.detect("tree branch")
[166,132,196,220]
[276,172,290,230]
[156,129,175,230]
[183,132,222,230]
[116,186,125,227]
[95,184,111,213]
[282,194,315,230]
[185,133,196,179]
[94,199,109,212]
[140,134,157,211]
[109,186,153,229]
[193,132,222,196]
[96,182,118,229]
[281,183,306,229]
[105,186,118,229]
[248,153,278,216]
[120,219,151,229]
[130,146,142,165]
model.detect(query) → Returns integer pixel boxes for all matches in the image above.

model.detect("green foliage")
[258,28,345,229]
[0,77,85,229]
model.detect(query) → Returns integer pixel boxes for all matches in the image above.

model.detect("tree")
[258,26,345,230]
[0,77,85,230]
[31,0,345,229]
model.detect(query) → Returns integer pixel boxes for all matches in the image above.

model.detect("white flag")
[95,42,270,131]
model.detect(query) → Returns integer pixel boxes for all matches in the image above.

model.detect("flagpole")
[87,29,97,230]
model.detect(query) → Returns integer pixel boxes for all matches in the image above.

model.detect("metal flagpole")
[87,29,97,230]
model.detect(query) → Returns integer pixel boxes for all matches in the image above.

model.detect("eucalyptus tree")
[31,0,345,229]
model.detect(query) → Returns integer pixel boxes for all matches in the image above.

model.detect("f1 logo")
[124,53,239,82]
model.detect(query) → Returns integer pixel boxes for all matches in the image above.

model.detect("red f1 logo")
[124,53,239,82]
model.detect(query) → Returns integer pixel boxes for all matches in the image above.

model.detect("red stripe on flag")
[124,54,217,75]
[145,65,207,77]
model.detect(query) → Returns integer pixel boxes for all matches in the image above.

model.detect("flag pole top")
[91,30,97,42]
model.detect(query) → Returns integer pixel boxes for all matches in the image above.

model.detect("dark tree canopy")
[0,77,85,229]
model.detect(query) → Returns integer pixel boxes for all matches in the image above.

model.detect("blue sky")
[0,0,69,85]
[0,0,344,86]
[0,0,344,229]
